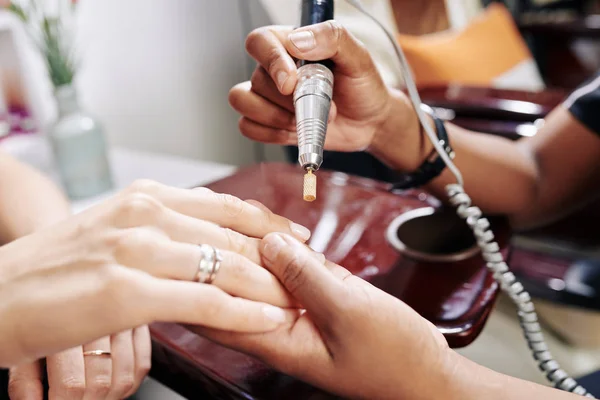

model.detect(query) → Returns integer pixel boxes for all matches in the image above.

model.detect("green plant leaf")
[8,3,28,22]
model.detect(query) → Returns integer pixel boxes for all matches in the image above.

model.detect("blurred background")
[3,0,600,398]
[2,0,600,168]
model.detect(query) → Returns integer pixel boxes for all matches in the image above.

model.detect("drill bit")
[303,168,317,202]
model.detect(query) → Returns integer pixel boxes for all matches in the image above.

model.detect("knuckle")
[226,252,248,279]
[7,376,29,398]
[228,82,248,110]
[87,377,111,397]
[265,47,283,76]
[200,292,224,321]
[260,207,278,232]
[128,179,161,195]
[238,117,249,135]
[280,253,308,295]
[276,110,295,129]
[56,377,86,399]
[114,227,158,260]
[99,265,139,308]
[250,67,267,89]
[193,186,213,195]
[326,20,344,43]
[117,192,163,226]
[113,375,135,396]
[99,229,125,255]
[217,192,245,218]
[223,228,249,256]
[245,27,267,54]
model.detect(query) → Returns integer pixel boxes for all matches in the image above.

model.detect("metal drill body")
[294,63,334,172]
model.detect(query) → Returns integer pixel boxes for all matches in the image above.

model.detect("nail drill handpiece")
[294,0,335,202]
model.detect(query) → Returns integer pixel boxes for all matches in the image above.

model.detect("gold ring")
[83,350,111,357]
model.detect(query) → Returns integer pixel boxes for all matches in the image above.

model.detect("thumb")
[260,233,345,324]
[284,21,379,79]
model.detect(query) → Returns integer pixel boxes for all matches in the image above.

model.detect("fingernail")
[263,305,287,323]
[289,31,316,52]
[290,222,311,241]
[262,233,287,262]
[276,70,288,90]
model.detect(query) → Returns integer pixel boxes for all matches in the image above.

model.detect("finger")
[229,81,296,130]
[2,267,292,364]
[115,232,294,307]
[250,67,294,112]
[210,249,295,307]
[126,326,151,398]
[260,233,346,325]
[82,337,112,400]
[118,183,312,242]
[245,26,297,95]
[116,213,263,265]
[46,347,86,400]
[285,21,376,78]
[8,361,44,400]
[160,208,264,264]
[143,277,296,332]
[107,331,134,400]
[245,199,271,213]
[239,117,297,146]
[192,315,333,381]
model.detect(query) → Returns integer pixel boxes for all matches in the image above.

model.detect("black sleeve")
[564,71,600,136]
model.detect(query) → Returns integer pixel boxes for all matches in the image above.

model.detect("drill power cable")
[344,0,594,396]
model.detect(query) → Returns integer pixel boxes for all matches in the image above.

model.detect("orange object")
[397,4,538,89]
[303,169,316,202]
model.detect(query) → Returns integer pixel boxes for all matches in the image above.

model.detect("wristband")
[391,104,454,191]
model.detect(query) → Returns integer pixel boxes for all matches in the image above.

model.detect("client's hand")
[230,22,411,153]
[9,328,151,400]
[0,180,308,369]
[199,233,452,400]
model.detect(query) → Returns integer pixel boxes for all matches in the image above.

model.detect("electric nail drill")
[294,0,335,202]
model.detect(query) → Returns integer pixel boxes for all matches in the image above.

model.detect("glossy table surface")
[149,163,507,400]
[419,85,566,121]
[418,85,567,139]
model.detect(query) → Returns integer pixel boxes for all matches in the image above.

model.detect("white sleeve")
[259,0,301,26]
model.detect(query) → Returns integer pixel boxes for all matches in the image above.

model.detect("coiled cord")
[344,0,594,396]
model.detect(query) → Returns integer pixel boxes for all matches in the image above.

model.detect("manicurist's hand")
[198,233,452,400]
[230,22,416,155]
[0,180,308,369]
[199,234,591,400]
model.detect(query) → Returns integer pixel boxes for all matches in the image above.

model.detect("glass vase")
[49,84,113,199]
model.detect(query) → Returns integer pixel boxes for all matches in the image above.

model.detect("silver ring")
[207,247,222,285]
[196,244,222,284]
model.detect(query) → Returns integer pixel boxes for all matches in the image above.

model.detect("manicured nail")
[263,305,287,323]
[276,70,288,90]
[262,233,287,262]
[290,223,311,241]
[289,31,316,52]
